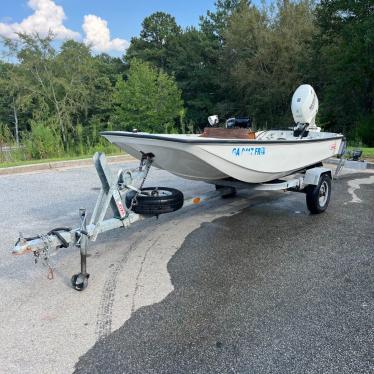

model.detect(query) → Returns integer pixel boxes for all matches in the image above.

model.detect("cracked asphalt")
[74,171,374,374]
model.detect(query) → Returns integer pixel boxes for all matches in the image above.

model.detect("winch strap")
[47,227,71,248]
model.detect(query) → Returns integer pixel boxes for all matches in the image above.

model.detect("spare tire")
[125,187,184,215]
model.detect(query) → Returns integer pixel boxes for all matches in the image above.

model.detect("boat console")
[226,117,252,129]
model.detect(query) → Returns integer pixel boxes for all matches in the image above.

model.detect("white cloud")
[83,14,129,53]
[0,1,129,54]
[0,0,80,40]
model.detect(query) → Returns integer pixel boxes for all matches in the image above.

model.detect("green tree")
[197,0,252,124]
[126,12,181,69]
[54,40,97,135]
[223,0,316,127]
[200,0,250,41]
[0,63,18,144]
[0,122,14,162]
[1,33,117,150]
[313,0,374,143]
[126,7,249,128]
[4,33,71,145]
[0,61,34,146]
[165,28,223,127]
[24,120,63,159]
[112,59,184,133]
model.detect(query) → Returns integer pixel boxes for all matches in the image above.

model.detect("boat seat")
[200,128,256,139]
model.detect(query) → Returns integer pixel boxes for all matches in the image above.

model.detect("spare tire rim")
[318,180,329,207]
[149,189,173,197]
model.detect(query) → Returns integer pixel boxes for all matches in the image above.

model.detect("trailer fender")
[304,167,332,186]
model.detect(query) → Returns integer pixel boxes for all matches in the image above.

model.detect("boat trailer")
[12,152,336,291]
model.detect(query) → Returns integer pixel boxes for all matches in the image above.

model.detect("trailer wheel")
[125,187,184,215]
[306,173,331,214]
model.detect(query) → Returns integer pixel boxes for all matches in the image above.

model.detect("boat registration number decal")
[232,147,266,156]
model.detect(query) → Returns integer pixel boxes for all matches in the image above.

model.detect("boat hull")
[102,132,343,183]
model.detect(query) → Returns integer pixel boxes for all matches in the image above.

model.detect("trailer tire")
[125,187,184,215]
[305,173,331,214]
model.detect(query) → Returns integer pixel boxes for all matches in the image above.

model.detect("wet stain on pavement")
[75,174,373,374]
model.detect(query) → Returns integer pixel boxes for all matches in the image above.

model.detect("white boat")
[102,130,343,183]
[102,85,344,184]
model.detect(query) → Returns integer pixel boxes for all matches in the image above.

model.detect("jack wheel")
[71,273,89,291]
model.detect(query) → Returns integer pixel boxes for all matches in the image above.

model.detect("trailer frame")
[11,152,334,291]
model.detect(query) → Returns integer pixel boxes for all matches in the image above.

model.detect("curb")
[327,158,374,170]
[0,154,137,176]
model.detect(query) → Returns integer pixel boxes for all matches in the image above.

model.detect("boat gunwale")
[101,131,344,145]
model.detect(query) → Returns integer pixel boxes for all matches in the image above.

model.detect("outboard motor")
[291,84,321,137]
[226,116,252,129]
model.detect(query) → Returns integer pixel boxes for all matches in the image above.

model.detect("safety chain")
[33,234,54,280]
[129,155,153,211]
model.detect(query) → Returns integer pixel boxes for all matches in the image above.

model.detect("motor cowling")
[291,84,319,130]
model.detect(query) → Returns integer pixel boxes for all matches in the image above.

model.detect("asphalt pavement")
[75,170,374,374]
[0,162,373,374]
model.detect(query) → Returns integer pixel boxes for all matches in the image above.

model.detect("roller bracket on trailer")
[11,152,335,291]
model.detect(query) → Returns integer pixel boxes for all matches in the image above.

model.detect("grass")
[0,150,122,168]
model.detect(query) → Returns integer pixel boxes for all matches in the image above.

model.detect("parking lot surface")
[0,162,373,373]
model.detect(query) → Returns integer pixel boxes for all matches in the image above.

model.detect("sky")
[0,0,219,55]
